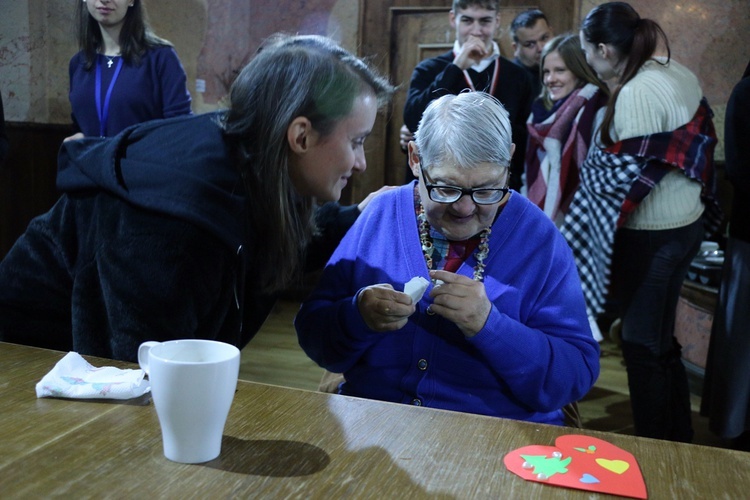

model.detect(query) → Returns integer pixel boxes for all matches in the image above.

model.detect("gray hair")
[415,92,512,171]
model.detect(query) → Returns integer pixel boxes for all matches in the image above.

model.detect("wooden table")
[2,342,749,498]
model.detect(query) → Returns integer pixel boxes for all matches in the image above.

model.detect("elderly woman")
[296,92,600,425]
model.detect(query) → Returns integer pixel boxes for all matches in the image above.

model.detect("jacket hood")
[57,112,247,251]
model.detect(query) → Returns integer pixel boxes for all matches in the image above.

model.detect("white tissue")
[404,276,430,303]
[36,352,150,400]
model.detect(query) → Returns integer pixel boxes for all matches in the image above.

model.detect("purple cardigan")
[296,183,600,425]
[68,45,192,137]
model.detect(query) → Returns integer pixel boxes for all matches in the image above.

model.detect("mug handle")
[138,341,160,375]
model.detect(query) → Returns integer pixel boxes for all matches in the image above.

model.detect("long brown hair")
[76,0,171,69]
[539,33,609,110]
[222,34,394,293]
[581,2,670,146]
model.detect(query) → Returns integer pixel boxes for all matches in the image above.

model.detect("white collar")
[453,40,500,73]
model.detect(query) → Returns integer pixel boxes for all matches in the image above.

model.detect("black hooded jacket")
[0,112,357,361]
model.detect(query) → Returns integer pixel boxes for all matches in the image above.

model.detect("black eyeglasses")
[419,162,509,205]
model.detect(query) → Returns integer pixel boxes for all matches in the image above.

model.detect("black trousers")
[611,218,703,442]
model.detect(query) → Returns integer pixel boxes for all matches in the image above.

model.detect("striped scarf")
[560,98,721,316]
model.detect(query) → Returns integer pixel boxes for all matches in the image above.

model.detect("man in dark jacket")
[403,0,533,191]
[509,9,554,98]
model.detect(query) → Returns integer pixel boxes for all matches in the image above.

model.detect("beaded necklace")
[417,203,491,282]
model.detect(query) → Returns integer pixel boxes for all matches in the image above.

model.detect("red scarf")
[525,84,608,222]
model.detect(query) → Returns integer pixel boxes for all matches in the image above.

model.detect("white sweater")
[612,58,704,230]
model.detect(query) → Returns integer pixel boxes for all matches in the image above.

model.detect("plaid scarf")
[526,84,608,223]
[560,98,721,316]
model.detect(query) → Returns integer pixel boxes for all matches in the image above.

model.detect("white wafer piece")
[404,276,430,303]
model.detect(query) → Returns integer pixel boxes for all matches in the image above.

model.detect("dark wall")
[0,123,72,258]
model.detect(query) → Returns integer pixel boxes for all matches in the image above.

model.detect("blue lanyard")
[95,56,124,137]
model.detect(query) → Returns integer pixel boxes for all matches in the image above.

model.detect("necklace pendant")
[107,59,113,68]
[417,200,491,283]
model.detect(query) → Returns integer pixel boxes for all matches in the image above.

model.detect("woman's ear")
[407,142,421,179]
[598,43,614,61]
[287,117,316,154]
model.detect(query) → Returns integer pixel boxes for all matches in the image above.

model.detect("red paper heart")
[503,434,647,499]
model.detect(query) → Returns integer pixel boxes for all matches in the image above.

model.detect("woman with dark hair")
[561,2,721,442]
[65,0,192,140]
[0,34,395,362]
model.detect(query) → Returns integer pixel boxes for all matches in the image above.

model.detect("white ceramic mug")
[138,339,240,464]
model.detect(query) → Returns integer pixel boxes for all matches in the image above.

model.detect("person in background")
[296,91,599,426]
[700,60,750,451]
[0,92,8,169]
[510,9,554,97]
[403,0,533,192]
[65,0,192,140]
[524,33,609,343]
[562,2,721,442]
[0,34,394,362]
[398,124,413,153]
[525,33,608,226]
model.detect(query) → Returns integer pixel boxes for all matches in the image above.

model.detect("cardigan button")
[417,359,428,370]
[411,398,422,406]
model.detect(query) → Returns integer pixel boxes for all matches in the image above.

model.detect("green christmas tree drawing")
[520,454,572,478]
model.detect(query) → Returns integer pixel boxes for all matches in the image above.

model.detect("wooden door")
[386,6,537,186]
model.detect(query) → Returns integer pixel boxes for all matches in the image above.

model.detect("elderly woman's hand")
[357,284,415,331]
[427,270,491,337]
